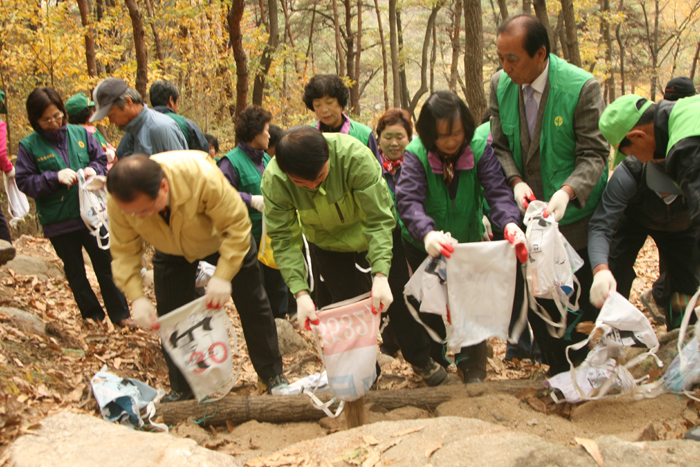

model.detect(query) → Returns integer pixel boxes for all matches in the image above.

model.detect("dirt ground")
[0,234,694,465]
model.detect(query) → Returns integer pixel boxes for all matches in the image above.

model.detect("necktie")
[525,85,538,139]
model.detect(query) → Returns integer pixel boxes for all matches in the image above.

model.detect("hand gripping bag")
[77,169,110,249]
[157,296,240,402]
[523,200,583,338]
[3,173,29,227]
[310,293,378,405]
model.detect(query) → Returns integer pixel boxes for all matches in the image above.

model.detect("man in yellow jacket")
[106,151,286,401]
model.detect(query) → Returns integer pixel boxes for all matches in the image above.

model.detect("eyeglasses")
[129,199,157,217]
[39,111,64,125]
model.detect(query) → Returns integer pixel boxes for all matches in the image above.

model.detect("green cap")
[599,94,654,167]
[65,93,94,117]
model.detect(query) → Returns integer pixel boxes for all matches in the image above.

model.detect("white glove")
[544,189,571,222]
[482,215,493,241]
[504,222,528,263]
[513,181,536,214]
[250,195,265,213]
[205,276,232,309]
[590,269,617,308]
[423,230,455,258]
[132,297,157,330]
[296,293,318,329]
[371,275,393,313]
[83,167,97,178]
[6,166,15,178]
[57,168,77,186]
[106,149,116,163]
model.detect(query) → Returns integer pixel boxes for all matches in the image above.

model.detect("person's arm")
[15,142,61,198]
[366,132,381,159]
[666,136,700,224]
[150,123,187,153]
[115,133,134,159]
[348,148,396,277]
[198,163,252,281]
[395,151,434,243]
[587,165,639,272]
[216,156,251,206]
[107,199,146,301]
[489,72,523,185]
[85,131,108,176]
[561,78,609,208]
[187,118,211,153]
[261,169,309,295]
[476,144,520,230]
[0,121,13,173]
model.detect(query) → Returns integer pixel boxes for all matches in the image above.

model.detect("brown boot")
[456,341,488,383]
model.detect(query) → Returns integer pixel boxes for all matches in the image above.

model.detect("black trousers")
[527,247,598,376]
[0,208,11,243]
[403,240,485,370]
[49,227,129,324]
[153,238,283,394]
[609,215,699,330]
[308,243,372,305]
[255,238,290,319]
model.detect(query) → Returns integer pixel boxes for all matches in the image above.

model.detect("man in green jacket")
[489,14,609,375]
[261,127,395,328]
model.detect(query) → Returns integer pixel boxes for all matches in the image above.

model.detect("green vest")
[348,119,372,146]
[165,112,190,148]
[667,95,700,153]
[223,146,270,242]
[91,128,109,152]
[401,135,487,251]
[496,54,608,226]
[19,125,90,226]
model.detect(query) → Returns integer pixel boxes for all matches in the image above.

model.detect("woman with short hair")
[15,87,132,328]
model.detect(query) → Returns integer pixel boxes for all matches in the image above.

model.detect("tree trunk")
[157,380,543,427]
[77,0,97,77]
[463,0,486,123]
[228,0,248,117]
[430,19,437,95]
[352,0,362,114]
[555,12,566,59]
[143,0,165,72]
[650,0,659,101]
[333,0,345,77]
[374,0,390,111]
[406,2,443,119]
[615,0,625,94]
[497,0,508,21]
[522,0,532,14]
[397,10,411,111]
[532,0,554,55]
[302,4,316,79]
[690,41,700,80]
[600,0,615,103]
[449,0,463,93]
[559,0,581,66]
[389,0,401,107]
[124,0,148,100]
[344,0,356,111]
[253,0,279,105]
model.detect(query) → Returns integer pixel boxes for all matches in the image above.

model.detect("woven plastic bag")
[311,293,378,403]
[3,173,29,227]
[157,296,239,402]
[78,169,110,249]
[257,219,278,269]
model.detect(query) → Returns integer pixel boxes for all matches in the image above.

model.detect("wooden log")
[157,379,544,427]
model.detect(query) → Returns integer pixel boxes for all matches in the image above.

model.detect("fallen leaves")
[575,437,605,467]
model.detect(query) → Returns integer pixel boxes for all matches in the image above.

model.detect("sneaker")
[412,358,448,387]
[161,390,194,403]
[266,374,291,395]
[640,289,665,325]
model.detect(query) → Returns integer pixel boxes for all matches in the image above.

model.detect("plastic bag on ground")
[665,287,700,398]
[3,173,29,227]
[157,296,239,402]
[311,293,378,403]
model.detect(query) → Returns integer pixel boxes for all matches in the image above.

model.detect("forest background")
[2,0,700,157]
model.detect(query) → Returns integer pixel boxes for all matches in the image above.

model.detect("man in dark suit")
[489,14,609,375]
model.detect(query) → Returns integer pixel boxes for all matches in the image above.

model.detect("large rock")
[10,412,241,467]
[275,318,310,355]
[247,417,700,466]
[0,307,45,335]
[5,254,64,280]
[0,239,16,266]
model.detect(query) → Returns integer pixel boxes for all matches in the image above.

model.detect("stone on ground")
[275,318,310,355]
[5,254,64,280]
[0,239,16,265]
[0,307,45,335]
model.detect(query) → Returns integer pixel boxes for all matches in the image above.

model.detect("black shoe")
[161,390,194,403]
[640,289,665,325]
[265,374,291,395]
[412,358,448,386]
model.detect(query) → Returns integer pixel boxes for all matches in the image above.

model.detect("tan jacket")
[108,150,252,302]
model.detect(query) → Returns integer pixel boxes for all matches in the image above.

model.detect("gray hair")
[113,87,143,109]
